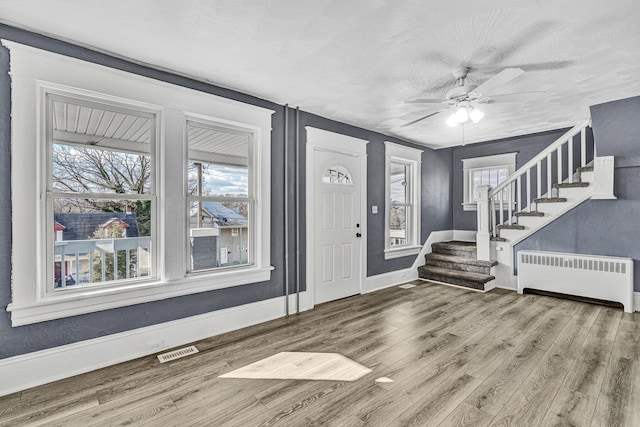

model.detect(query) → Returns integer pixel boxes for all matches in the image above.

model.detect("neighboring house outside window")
[6,41,273,326]
[384,142,423,260]
[461,153,517,211]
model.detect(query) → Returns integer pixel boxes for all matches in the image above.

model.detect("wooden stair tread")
[534,197,567,203]
[425,253,497,268]
[490,236,507,242]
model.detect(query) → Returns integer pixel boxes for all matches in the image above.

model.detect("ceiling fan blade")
[401,110,446,127]
[484,91,546,103]
[467,60,572,73]
[405,98,446,104]
[473,68,524,96]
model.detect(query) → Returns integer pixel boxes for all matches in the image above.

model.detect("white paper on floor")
[375,376,394,383]
[219,352,372,381]
[398,284,416,289]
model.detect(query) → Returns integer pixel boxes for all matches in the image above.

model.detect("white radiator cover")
[517,251,634,313]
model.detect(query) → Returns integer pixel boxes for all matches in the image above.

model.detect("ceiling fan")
[402,65,545,127]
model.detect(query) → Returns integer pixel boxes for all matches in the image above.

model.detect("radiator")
[517,250,634,313]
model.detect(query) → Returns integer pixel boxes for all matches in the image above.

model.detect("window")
[6,40,273,326]
[322,166,352,185]
[462,153,517,211]
[48,94,156,292]
[187,121,252,272]
[384,142,422,259]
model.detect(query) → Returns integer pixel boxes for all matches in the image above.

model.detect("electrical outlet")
[146,340,164,352]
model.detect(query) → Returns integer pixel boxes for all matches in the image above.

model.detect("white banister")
[546,153,552,196]
[476,119,592,260]
[490,119,591,197]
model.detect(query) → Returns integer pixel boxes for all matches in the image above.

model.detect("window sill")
[7,266,273,326]
[384,245,422,260]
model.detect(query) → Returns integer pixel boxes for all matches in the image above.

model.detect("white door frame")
[305,127,368,309]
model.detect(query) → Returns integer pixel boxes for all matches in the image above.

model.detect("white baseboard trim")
[635,292,640,312]
[364,268,418,293]
[0,292,309,397]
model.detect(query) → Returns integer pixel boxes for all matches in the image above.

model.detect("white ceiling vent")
[157,345,199,363]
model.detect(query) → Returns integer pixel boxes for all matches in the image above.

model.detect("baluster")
[557,146,563,188]
[113,250,118,281]
[568,136,574,183]
[75,252,80,283]
[508,183,513,224]
[517,175,522,216]
[547,153,552,197]
[126,249,131,279]
[536,161,542,198]
[89,252,94,283]
[526,169,532,212]
[499,191,504,225]
[491,199,497,237]
[61,253,66,287]
[581,127,586,167]
[101,250,106,282]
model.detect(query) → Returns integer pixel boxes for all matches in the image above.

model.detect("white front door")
[313,149,362,304]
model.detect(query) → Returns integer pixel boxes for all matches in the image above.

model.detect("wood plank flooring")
[1,280,639,426]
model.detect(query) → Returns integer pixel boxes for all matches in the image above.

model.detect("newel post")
[476,185,491,261]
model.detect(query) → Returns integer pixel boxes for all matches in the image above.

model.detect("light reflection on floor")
[219,352,372,381]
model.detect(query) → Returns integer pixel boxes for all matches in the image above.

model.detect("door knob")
[356,233,362,238]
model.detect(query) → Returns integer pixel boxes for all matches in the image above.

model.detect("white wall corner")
[635,292,640,313]
[0,293,305,397]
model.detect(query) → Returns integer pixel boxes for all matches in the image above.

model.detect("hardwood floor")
[1,281,639,426]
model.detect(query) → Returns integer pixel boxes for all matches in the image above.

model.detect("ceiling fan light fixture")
[469,108,485,123]
[454,106,469,123]
[446,114,458,127]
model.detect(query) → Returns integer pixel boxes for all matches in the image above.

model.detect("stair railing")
[476,119,592,260]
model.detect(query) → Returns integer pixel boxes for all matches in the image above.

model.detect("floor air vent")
[157,345,199,363]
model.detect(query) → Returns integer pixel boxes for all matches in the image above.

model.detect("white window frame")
[462,153,517,211]
[5,41,273,326]
[384,142,422,260]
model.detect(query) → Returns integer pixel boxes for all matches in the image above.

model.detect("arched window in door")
[322,165,352,185]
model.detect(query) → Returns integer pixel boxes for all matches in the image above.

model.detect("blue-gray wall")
[516,96,640,291]
[0,25,452,359]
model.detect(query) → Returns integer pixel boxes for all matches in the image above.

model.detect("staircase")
[491,165,594,243]
[417,119,616,291]
[418,241,497,291]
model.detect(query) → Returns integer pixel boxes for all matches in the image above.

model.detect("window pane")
[52,145,151,194]
[50,96,153,195]
[187,122,249,197]
[189,200,251,271]
[389,204,407,247]
[322,165,352,184]
[53,198,152,288]
[390,162,408,204]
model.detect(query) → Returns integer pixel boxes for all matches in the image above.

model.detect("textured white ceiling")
[1,0,639,148]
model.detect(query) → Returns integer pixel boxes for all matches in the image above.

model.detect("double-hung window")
[48,93,157,291]
[384,142,422,259]
[6,40,272,326]
[462,153,517,210]
[187,120,253,272]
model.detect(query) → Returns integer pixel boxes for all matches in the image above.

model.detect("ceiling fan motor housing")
[445,84,478,101]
